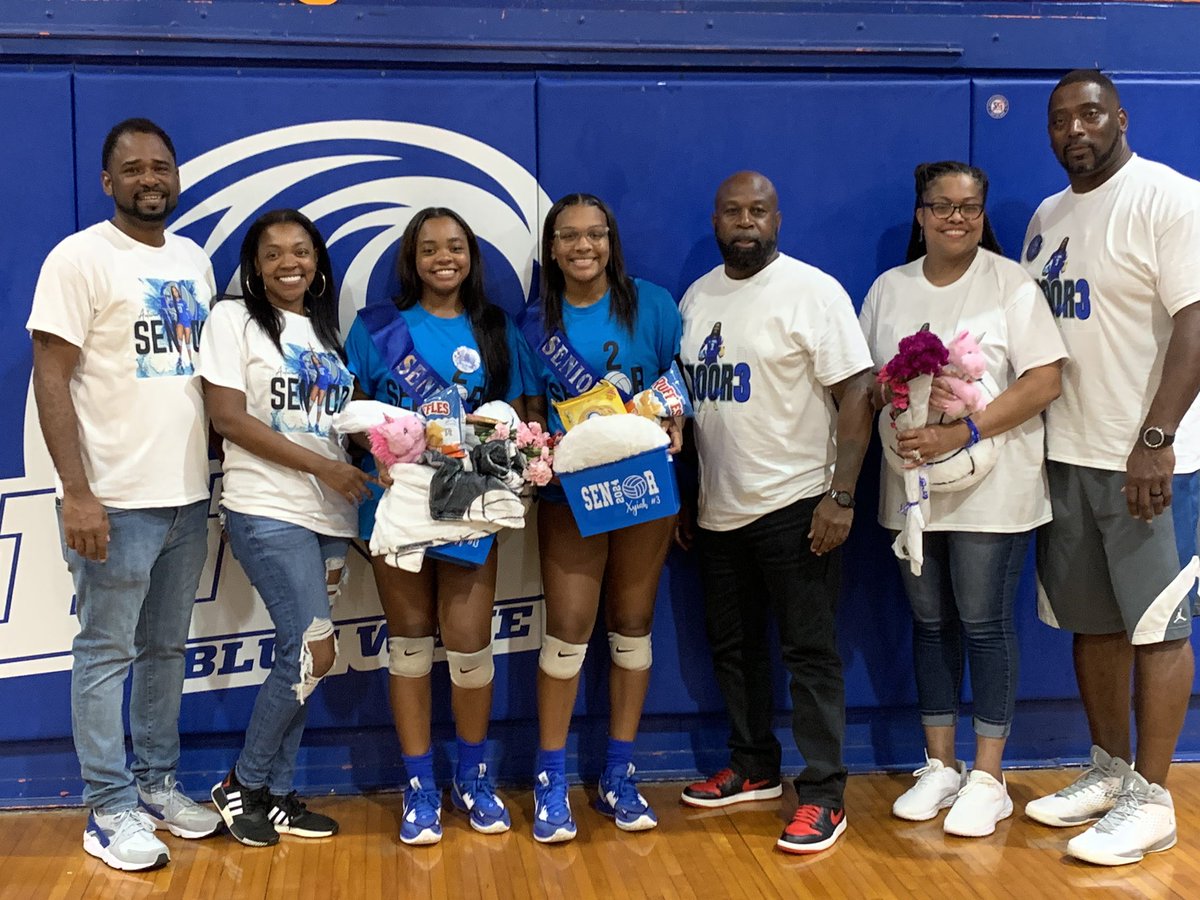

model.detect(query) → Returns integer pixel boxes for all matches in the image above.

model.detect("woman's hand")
[317,458,377,503]
[372,454,395,488]
[895,422,969,467]
[661,415,683,455]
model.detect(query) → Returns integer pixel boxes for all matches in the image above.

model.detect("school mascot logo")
[1034,235,1091,320]
[1,120,551,690]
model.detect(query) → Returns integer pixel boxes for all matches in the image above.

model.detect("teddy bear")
[930,330,987,418]
[368,411,427,468]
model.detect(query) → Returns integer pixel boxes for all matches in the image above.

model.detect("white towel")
[553,414,669,474]
[331,399,409,436]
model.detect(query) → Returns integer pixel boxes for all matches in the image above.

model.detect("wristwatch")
[828,489,855,509]
[1141,426,1175,450]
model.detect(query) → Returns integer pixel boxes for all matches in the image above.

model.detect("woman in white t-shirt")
[199,209,374,849]
[859,162,1066,838]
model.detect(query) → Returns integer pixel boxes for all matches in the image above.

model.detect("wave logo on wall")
[0,120,550,693]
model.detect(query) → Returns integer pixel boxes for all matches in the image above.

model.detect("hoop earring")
[245,277,262,299]
[308,271,328,297]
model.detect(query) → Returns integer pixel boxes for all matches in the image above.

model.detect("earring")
[308,271,328,296]
[245,276,262,299]
[919,228,925,244]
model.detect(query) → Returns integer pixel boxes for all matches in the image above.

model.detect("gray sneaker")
[1025,745,1122,827]
[83,808,170,871]
[138,774,222,839]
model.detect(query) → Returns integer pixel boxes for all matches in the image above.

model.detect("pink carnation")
[525,458,553,486]
[491,422,511,442]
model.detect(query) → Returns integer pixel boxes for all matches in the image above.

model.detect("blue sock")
[402,750,435,787]
[536,746,566,778]
[456,737,487,783]
[605,738,635,774]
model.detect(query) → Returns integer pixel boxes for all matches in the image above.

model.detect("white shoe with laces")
[892,754,967,821]
[943,770,1012,837]
[1067,764,1176,867]
[1025,744,1122,827]
[83,808,170,871]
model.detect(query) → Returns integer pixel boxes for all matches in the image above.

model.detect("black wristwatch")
[1141,426,1175,450]
[828,489,855,509]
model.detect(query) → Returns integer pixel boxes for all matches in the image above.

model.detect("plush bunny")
[368,411,427,467]
[931,330,987,418]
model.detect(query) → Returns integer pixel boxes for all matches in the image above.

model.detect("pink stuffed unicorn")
[368,411,427,468]
[931,330,987,418]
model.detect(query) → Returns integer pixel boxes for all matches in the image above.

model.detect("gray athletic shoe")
[83,808,170,871]
[138,774,222,839]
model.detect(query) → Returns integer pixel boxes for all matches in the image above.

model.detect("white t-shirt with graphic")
[26,220,214,508]
[1022,155,1200,473]
[860,250,1067,532]
[199,300,357,537]
[680,253,873,531]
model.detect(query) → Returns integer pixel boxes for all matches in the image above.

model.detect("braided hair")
[905,161,1003,264]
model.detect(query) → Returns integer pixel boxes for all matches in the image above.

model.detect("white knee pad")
[446,645,494,690]
[387,635,434,678]
[539,634,588,680]
[324,556,348,602]
[294,617,337,704]
[608,632,652,671]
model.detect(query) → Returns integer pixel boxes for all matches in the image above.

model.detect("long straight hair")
[905,161,1004,264]
[237,209,343,357]
[393,207,510,403]
[539,193,638,336]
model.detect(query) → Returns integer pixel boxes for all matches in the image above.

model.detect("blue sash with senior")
[519,300,630,402]
[358,300,449,404]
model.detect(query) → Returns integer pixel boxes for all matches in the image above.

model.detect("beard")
[716,234,777,272]
[115,192,178,224]
[1059,132,1122,176]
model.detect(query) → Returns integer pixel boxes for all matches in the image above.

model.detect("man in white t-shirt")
[26,118,221,872]
[676,171,874,856]
[1021,70,1200,867]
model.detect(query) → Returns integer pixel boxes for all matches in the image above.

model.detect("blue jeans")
[898,529,1031,739]
[59,500,209,813]
[223,510,347,795]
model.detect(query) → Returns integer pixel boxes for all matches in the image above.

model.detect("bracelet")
[963,416,981,448]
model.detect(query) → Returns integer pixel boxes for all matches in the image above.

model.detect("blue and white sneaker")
[399,777,442,846]
[83,809,170,871]
[596,762,658,832]
[451,763,511,834]
[533,770,577,843]
[138,774,222,839]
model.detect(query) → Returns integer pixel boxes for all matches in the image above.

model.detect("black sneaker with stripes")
[267,792,339,838]
[210,768,279,847]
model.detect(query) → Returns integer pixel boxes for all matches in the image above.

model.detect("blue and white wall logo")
[0,119,551,691]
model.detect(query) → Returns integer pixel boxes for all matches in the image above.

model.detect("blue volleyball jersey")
[344,303,527,539]
[520,278,681,433]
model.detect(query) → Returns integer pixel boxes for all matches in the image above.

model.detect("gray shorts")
[1036,461,1199,645]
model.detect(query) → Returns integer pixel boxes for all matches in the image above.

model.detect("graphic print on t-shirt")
[270,343,352,435]
[684,321,751,405]
[1031,235,1091,320]
[134,278,209,378]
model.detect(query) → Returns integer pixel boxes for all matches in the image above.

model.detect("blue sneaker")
[533,770,577,843]
[451,763,511,834]
[399,777,442,846]
[596,762,659,831]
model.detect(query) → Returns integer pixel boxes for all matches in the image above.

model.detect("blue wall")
[2,2,1199,806]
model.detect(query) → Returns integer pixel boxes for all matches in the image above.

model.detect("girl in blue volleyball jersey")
[343,207,527,846]
[520,194,682,842]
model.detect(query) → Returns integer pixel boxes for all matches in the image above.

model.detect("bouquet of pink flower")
[876,328,949,413]
[475,419,558,487]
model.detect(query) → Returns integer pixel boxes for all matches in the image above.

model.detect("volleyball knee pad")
[446,645,494,690]
[608,632,652,671]
[387,635,434,678]
[538,634,588,680]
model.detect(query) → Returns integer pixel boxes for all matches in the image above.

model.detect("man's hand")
[1124,443,1175,522]
[62,490,109,562]
[809,495,852,556]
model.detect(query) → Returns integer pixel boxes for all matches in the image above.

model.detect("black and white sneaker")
[267,792,339,838]
[211,768,279,847]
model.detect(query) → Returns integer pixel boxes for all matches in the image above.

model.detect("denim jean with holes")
[223,510,347,795]
[59,499,209,813]
[898,529,1032,739]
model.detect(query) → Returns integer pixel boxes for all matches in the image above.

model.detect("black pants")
[698,494,847,807]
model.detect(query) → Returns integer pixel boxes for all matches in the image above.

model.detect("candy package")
[553,380,627,431]
[420,386,466,457]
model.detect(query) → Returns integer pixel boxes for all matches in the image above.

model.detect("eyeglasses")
[920,201,985,221]
[553,227,610,245]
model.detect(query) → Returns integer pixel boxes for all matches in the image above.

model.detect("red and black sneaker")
[776,803,846,854]
[681,768,783,808]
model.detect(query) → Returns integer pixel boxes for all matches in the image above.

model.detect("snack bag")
[553,380,627,431]
[628,362,694,420]
[420,386,466,457]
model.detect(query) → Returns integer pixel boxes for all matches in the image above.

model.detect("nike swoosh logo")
[831,809,845,825]
[403,650,421,656]
[557,651,579,657]
[460,666,479,674]
[615,647,633,653]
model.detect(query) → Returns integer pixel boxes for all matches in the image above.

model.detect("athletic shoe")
[533,770,577,843]
[211,768,279,847]
[680,768,783,809]
[891,755,967,821]
[1025,745,1123,827]
[1067,767,1177,866]
[83,808,170,872]
[451,763,512,834]
[399,777,443,846]
[776,804,847,854]
[267,791,339,838]
[944,771,1013,837]
[596,762,658,832]
[138,774,222,839]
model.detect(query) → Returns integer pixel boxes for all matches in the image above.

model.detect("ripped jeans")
[223,510,348,795]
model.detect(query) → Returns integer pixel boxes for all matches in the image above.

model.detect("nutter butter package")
[420,386,466,457]
[553,380,626,431]
[628,362,694,419]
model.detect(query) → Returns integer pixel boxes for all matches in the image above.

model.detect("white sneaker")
[138,774,222,839]
[83,808,170,871]
[1067,766,1177,866]
[1026,745,1122,827]
[943,770,1012,837]
[892,754,967,821]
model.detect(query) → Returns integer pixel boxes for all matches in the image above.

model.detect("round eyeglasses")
[919,201,985,221]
